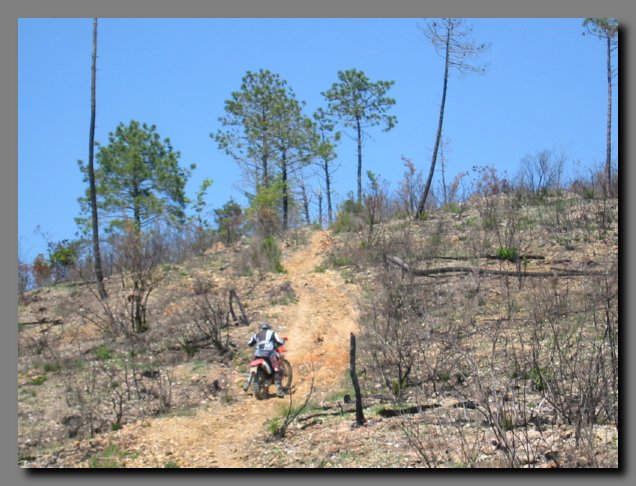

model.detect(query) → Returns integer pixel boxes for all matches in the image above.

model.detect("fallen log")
[377,404,441,417]
[425,254,545,261]
[384,255,609,278]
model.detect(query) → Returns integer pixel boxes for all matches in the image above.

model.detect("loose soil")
[97,230,360,468]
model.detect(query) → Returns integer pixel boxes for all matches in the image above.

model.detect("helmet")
[260,322,272,330]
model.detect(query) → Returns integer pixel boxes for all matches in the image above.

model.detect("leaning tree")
[415,18,488,219]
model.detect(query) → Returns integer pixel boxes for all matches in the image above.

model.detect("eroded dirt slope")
[105,230,359,468]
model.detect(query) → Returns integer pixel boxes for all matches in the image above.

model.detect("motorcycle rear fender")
[249,358,272,375]
[249,358,265,367]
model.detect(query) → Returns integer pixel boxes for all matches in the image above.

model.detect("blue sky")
[18,17,618,262]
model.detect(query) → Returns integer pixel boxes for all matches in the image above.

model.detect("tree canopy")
[78,120,192,236]
[322,68,396,202]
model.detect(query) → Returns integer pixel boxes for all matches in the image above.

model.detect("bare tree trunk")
[356,117,363,203]
[88,18,107,300]
[350,333,365,426]
[324,160,333,224]
[317,189,323,227]
[605,35,613,197]
[299,177,311,225]
[281,150,289,230]
[416,27,451,219]
[440,139,447,206]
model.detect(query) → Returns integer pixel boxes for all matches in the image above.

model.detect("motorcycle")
[243,338,292,399]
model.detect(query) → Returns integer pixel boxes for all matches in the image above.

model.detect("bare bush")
[397,157,425,218]
[516,150,565,197]
[169,280,233,357]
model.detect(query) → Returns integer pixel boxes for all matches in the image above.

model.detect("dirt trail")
[115,230,360,468]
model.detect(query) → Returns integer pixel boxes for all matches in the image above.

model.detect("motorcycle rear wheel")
[252,368,264,399]
[280,359,292,391]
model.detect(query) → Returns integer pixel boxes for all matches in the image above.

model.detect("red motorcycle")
[243,338,292,399]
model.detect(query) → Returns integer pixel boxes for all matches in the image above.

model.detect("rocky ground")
[17,194,619,469]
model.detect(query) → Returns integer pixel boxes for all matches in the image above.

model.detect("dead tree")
[229,288,249,326]
[87,18,107,299]
[415,18,488,218]
[350,333,366,426]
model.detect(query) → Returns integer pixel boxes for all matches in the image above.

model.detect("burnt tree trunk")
[416,25,451,219]
[229,288,249,326]
[88,18,107,300]
[349,333,365,426]
[605,34,613,197]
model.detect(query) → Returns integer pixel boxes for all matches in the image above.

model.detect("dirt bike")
[243,338,292,399]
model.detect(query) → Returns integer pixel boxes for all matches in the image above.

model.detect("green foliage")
[583,18,619,40]
[323,69,396,201]
[528,366,553,392]
[445,203,464,215]
[77,120,192,236]
[42,362,62,373]
[164,460,180,468]
[496,247,519,262]
[214,69,314,207]
[87,445,135,468]
[261,235,285,273]
[247,182,284,237]
[47,239,80,282]
[192,178,213,228]
[93,345,114,361]
[331,197,364,234]
[323,68,397,133]
[214,198,244,245]
[312,108,340,163]
[391,379,405,397]
[329,254,352,268]
[181,340,199,358]
[29,375,47,386]
[266,416,283,436]
[436,371,451,382]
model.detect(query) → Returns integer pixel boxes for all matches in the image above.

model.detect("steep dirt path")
[113,230,360,468]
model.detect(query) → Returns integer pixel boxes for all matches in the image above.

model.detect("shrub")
[88,445,126,468]
[528,366,552,392]
[29,375,47,386]
[331,198,364,234]
[32,254,52,288]
[93,345,114,361]
[496,247,519,262]
[262,236,285,273]
[43,362,62,373]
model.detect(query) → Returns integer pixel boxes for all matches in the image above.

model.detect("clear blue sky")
[18,17,618,262]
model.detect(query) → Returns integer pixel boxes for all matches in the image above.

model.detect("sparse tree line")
[19,18,617,304]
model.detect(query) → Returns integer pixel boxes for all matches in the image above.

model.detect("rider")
[248,322,286,397]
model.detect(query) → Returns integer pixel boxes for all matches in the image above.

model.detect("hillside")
[18,193,619,468]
